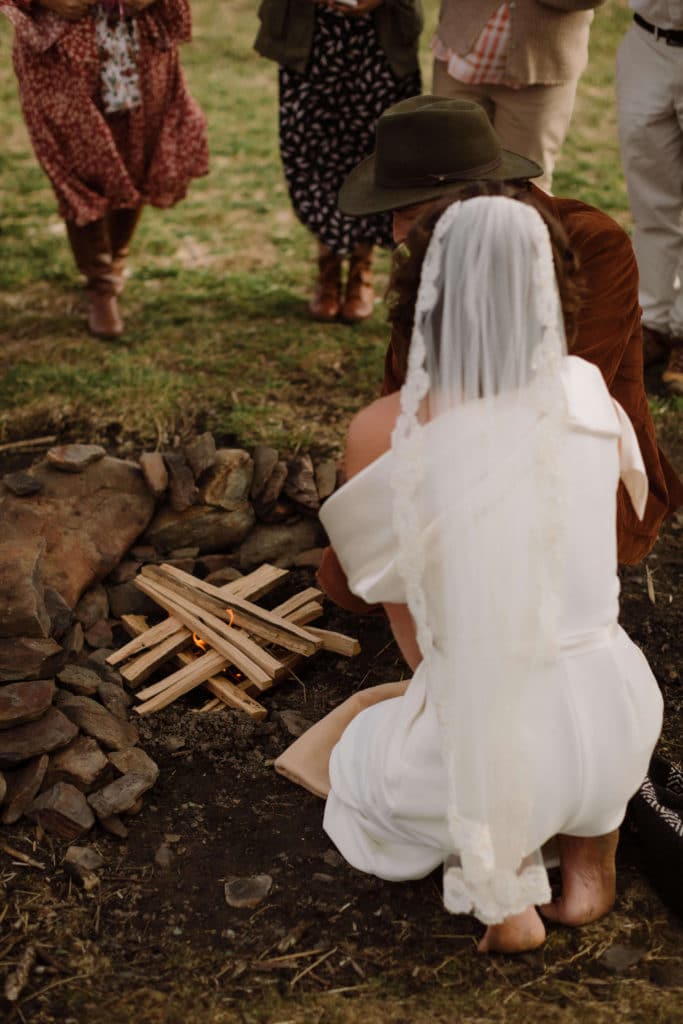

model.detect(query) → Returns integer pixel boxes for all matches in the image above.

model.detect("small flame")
[225,609,235,627]
[192,632,208,651]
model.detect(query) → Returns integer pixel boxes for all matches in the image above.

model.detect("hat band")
[375,155,503,189]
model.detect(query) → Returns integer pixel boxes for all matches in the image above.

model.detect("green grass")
[0,0,680,457]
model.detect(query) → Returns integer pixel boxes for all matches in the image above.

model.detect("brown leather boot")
[107,206,142,296]
[340,243,375,324]
[662,337,683,396]
[66,219,123,338]
[309,243,342,321]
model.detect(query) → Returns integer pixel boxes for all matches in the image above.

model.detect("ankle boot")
[309,243,342,321]
[66,219,123,338]
[107,206,142,296]
[341,243,375,324]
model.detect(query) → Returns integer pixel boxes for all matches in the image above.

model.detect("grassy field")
[1,0,677,460]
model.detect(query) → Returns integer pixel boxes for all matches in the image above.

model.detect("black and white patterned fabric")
[279,8,421,256]
[627,756,683,917]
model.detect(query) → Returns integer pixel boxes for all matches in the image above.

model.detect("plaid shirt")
[432,1,518,88]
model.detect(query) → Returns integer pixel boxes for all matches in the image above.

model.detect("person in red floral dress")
[1,0,209,337]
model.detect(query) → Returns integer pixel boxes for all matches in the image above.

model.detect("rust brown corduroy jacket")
[318,188,683,614]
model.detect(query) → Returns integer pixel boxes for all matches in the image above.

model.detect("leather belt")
[634,12,683,47]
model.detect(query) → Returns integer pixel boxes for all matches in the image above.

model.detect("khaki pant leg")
[432,59,495,121]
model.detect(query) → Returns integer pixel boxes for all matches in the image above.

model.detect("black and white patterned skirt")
[279,8,421,256]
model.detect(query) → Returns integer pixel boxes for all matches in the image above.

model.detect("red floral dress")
[1,0,209,225]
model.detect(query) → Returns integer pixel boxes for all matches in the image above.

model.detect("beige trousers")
[433,58,579,193]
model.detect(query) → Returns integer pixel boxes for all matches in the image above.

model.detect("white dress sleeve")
[612,398,648,521]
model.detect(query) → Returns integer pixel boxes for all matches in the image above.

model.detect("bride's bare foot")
[540,830,618,926]
[477,906,546,954]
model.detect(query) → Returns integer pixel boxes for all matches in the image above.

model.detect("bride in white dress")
[276,195,663,953]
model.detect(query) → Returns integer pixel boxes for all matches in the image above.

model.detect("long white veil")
[391,196,568,924]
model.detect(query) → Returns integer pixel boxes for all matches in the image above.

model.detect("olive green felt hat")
[339,96,543,216]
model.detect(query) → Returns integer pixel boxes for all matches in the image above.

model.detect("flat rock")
[0,679,55,730]
[63,845,104,890]
[314,459,338,502]
[205,567,244,587]
[239,519,322,571]
[200,449,253,511]
[144,502,255,555]
[84,620,114,650]
[87,772,155,818]
[44,735,109,791]
[0,706,77,768]
[106,582,160,619]
[196,554,239,576]
[26,781,95,839]
[108,747,159,782]
[2,471,43,496]
[44,587,73,640]
[599,944,648,974]
[139,452,168,498]
[0,637,65,684]
[1,754,49,824]
[47,444,106,473]
[74,584,109,630]
[57,665,101,697]
[224,874,273,909]
[164,452,198,512]
[97,680,132,720]
[0,537,50,638]
[63,623,84,657]
[250,446,279,501]
[54,694,138,750]
[277,710,313,738]
[184,433,217,480]
[0,456,156,608]
[284,455,319,511]
[107,559,141,585]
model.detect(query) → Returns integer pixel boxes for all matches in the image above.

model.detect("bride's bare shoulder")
[345,393,401,480]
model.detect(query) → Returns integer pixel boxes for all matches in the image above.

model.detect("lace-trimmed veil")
[391,196,568,924]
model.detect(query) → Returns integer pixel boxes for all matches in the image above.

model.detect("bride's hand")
[37,0,96,21]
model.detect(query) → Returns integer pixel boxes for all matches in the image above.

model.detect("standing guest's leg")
[66,219,123,339]
[310,242,343,321]
[341,242,375,323]
[107,206,143,296]
[432,60,494,120]
[617,24,683,392]
[489,80,578,193]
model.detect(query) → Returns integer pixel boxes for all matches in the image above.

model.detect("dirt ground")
[0,404,681,1024]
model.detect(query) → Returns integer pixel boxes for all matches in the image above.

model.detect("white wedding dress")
[319,356,664,884]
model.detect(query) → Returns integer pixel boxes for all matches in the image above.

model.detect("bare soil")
[0,414,681,1024]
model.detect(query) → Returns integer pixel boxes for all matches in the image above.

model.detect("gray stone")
[2,471,43,497]
[107,559,141,585]
[0,637,65,683]
[97,680,132,720]
[85,651,123,686]
[168,546,200,559]
[205,567,244,588]
[256,499,298,525]
[224,874,272,909]
[26,781,95,839]
[144,502,255,555]
[74,584,109,630]
[84,620,114,650]
[1,755,49,824]
[63,845,103,890]
[196,553,239,576]
[253,461,288,516]
[599,944,648,974]
[239,519,323,571]
[277,710,313,738]
[164,452,198,512]
[0,456,155,609]
[184,433,217,480]
[107,582,159,619]
[57,665,101,697]
[44,587,73,640]
[0,537,50,639]
[314,459,338,502]
[291,548,324,569]
[250,446,279,501]
[63,623,84,657]
[139,451,168,498]
[284,455,319,511]
[108,747,158,782]
[47,444,106,473]
[0,706,76,768]
[154,842,175,869]
[99,814,128,838]
[0,679,55,730]
[200,449,253,511]
[44,735,109,792]
[54,694,138,750]
[87,772,155,818]
[130,545,157,561]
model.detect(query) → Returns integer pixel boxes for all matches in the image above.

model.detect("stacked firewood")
[107,563,360,720]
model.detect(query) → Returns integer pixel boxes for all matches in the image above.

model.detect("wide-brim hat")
[339,96,543,216]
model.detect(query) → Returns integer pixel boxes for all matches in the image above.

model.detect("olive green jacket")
[254,0,423,79]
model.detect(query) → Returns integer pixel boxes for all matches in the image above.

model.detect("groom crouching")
[319,96,682,611]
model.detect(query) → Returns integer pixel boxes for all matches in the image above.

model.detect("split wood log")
[306,627,361,658]
[119,631,194,687]
[143,564,322,656]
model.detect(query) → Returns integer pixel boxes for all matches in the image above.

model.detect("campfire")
[107,562,360,721]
